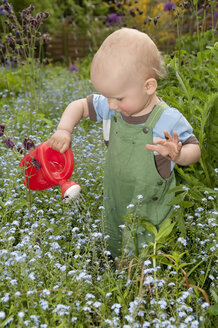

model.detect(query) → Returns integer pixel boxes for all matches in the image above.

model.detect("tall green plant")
[0,1,50,134]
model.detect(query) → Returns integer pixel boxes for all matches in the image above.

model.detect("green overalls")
[103,101,176,259]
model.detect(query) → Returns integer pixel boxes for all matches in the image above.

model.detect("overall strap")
[146,101,169,129]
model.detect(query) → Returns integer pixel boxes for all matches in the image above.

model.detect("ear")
[144,78,157,95]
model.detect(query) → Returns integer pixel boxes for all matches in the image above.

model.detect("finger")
[145,144,158,151]
[164,130,172,141]
[153,139,167,145]
[172,131,179,143]
[60,145,67,154]
[178,141,183,151]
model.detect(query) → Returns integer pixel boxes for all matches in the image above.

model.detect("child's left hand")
[145,130,182,162]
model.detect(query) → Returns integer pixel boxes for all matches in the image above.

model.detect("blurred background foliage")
[2,0,217,61]
[9,0,109,32]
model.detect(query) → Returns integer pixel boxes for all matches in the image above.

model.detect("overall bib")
[103,101,176,259]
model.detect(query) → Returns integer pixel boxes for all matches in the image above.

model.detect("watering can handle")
[38,141,74,183]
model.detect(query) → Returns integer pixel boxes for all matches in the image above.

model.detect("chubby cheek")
[119,100,139,113]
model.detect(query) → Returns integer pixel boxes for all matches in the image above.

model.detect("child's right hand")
[49,129,72,154]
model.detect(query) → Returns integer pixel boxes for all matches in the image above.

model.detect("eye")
[116,97,123,101]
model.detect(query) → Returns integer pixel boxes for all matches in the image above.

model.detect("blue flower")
[163,2,176,12]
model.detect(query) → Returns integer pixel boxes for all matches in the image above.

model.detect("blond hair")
[91,28,166,82]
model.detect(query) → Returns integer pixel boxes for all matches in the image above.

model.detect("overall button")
[152,196,158,201]
[143,127,149,134]
[157,181,163,186]
[114,116,117,122]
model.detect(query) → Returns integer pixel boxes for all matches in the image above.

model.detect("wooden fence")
[46,22,92,63]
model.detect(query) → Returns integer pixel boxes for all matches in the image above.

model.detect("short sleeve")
[153,107,199,171]
[87,94,114,122]
[153,107,197,144]
[172,114,195,143]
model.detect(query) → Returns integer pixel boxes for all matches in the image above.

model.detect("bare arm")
[145,130,201,166]
[49,98,89,153]
[173,143,201,166]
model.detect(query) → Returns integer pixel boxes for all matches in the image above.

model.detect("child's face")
[105,84,148,117]
[92,69,150,117]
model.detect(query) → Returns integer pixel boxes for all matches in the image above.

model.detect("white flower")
[18,312,25,319]
[178,237,187,246]
[158,299,167,309]
[28,272,36,280]
[0,311,6,319]
[71,317,77,323]
[137,194,143,199]
[85,293,95,300]
[143,322,151,327]
[14,292,21,297]
[144,276,154,285]
[144,260,151,266]
[185,315,195,323]
[126,203,134,209]
[40,300,49,311]
[60,265,66,272]
[52,304,71,316]
[93,301,101,308]
[111,303,122,315]
[201,302,209,309]
[125,315,134,323]
[1,293,9,302]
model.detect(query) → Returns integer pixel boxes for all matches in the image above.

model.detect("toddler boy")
[50,28,201,259]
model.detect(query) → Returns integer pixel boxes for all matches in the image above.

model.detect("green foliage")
[158,42,218,189]
[9,0,109,33]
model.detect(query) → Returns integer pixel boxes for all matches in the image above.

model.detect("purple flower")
[0,8,7,16]
[163,2,176,12]
[23,137,35,150]
[69,65,78,72]
[2,137,15,149]
[129,9,136,17]
[0,124,6,136]
[31,158,41,170]
[106,13,122,27]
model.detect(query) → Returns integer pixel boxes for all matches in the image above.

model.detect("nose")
[107,98,119,110]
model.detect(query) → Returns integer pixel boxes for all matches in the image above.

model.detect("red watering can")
[20,141,81,199]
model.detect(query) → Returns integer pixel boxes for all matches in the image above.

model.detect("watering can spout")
[19,141,81,200]
[59,180,81,199]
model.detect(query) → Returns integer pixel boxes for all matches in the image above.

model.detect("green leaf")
[178,262,193,269]
[168,193,186,206]
[181,201,195,208]
[158,217,172,233]
[174,208,186,236]
[207,303,218,315]
[138,220,157,236]
[156,221,176,243]
[157,256,175,268]
[211,289,218,304]
[175,70,192,105]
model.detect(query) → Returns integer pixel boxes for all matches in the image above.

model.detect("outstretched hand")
[145,130,182,162]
